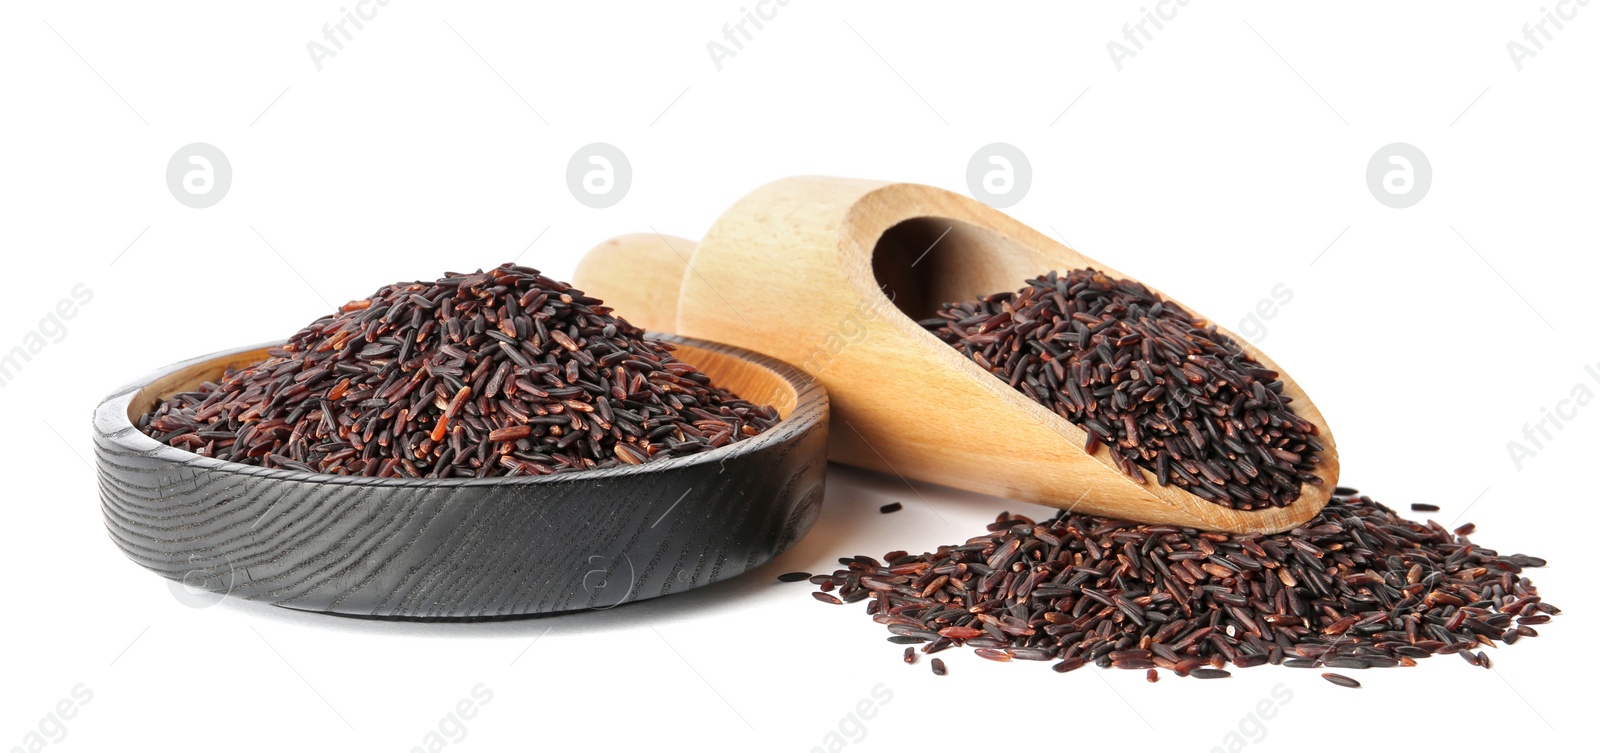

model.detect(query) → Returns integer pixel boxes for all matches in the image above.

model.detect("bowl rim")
[95,332,827,489]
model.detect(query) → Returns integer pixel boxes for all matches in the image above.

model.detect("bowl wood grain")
[94,335,828,619]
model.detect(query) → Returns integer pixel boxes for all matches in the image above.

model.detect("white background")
[2,2,1595,751]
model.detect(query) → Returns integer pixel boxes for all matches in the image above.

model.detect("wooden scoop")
[573,177,1339,533]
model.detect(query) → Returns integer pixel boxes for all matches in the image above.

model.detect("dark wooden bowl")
[94,335,828,620]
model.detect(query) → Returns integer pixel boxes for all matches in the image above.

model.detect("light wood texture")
[573,233,690,334]
[571,177,1339,533]
[95,336,829,619]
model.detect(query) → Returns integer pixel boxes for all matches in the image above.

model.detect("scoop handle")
[572,233,696,334]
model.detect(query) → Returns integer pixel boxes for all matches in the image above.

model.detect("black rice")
[812,488,1556,683]
[921,270,1323,510]
[1321,672,1361,688]
[139,264,780,477]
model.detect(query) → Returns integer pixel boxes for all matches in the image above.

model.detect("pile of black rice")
[921,269,1324,510]
[138,264,780,477]
[810,488,1556,683]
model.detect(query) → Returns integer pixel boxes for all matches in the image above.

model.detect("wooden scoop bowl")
[573,177,1339,533]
